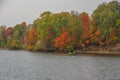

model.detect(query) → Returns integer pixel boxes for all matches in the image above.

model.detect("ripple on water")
[0,50,120,80]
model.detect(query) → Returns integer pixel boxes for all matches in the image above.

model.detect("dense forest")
[0,1,120,53]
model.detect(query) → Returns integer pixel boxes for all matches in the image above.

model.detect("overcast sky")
[0,0,113,27]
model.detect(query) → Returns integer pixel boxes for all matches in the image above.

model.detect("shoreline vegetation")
[1,48,120,56]
[0,1,120,55]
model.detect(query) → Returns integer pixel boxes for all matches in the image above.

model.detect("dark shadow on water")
[29,50,120,58]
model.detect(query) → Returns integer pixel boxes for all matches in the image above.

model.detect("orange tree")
[27,27,37,50]
[89,20,104,47]
[54,27,76,55]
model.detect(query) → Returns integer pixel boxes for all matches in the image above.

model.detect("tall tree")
[92,1,120,45]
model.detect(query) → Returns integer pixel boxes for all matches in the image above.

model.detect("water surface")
[0,50,120,80]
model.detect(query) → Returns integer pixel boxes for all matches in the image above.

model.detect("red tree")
[55,27,71,50]
[28,28,37,44]
[82,13,90,39]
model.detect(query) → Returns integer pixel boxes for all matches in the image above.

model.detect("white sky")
[0,0,113,27]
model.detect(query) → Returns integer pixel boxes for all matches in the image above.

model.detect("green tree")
[0,26,6,48]
[68,11,82,47]
[92,1,120,45]
[13,22,28,48]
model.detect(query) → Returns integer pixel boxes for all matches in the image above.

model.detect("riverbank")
[0,44,120,55]
[28,50,120,56]
[76,51,120,55]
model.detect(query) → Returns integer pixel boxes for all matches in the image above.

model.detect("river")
[0,50,120,80]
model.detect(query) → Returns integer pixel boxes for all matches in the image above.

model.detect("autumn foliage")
[28,28,37,44]
[5,27,14,38]
[55,27,71,50]
[27,28,37,50]
[0,0,120,53]
[81,13,90,39]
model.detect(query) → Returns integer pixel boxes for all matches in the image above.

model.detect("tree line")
[0,1,120,53]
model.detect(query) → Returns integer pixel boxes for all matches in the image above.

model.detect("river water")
[0,50,120,80]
